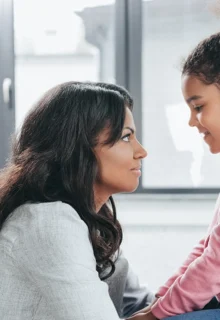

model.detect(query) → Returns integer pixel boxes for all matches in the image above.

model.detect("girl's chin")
[205,138,220,154]
[210,150,220,154]
[209,145,220,154]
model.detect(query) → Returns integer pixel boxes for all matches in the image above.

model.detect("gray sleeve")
[12,202,120,320]
[121,263,156,318]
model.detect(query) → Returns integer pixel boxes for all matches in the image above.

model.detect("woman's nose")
[135,141,147,159]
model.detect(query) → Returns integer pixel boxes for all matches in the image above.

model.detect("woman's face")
[94,107,147,199]
[182,74,220,154]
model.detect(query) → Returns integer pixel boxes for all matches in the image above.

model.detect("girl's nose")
[188,113,198,127]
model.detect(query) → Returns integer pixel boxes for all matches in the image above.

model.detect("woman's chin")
[113,183,139,195]
[123,183,139,193]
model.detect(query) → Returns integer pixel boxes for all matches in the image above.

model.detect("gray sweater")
[0,201,154,320]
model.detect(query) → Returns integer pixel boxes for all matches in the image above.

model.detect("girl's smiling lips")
[198,130,210,139]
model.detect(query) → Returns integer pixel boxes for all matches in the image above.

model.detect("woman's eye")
[121,134,131,142]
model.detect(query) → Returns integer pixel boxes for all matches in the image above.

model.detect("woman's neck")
[93,184,111,212]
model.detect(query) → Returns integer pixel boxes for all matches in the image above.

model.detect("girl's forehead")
[181,74,220,104]
[182,75,206,94]
[182,74,199,87]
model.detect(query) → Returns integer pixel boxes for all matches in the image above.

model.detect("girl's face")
[182,74,220,154]
[94,107,147,200]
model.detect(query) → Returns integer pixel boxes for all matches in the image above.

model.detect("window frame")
[115,0,220,194]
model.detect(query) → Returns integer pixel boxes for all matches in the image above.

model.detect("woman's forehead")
[124,108,135,126]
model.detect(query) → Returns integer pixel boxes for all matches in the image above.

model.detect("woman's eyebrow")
[123,126,135,134]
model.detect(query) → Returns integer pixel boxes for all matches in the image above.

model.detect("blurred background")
[1,0,220,291]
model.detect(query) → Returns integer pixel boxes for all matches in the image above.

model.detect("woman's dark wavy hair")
[182,32,220,85]
[0,81,133,280]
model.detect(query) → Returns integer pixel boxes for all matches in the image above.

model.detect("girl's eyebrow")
[186,95,203,104]
[123,126,135,134]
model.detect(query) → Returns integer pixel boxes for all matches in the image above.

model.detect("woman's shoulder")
[14,200,77,214]
[3,201,89,247]
[10,201,83,224]
[2,202,98,284]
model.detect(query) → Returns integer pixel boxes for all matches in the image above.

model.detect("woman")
[0,81,155,319]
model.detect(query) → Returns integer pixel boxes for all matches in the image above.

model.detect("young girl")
[129,32,220,320]
[0,82,155,319]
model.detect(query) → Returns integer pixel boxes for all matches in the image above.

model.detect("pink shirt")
[151,194,220,319]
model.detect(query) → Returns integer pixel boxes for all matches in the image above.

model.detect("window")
[14,0,115,128]
[142,0,220,189]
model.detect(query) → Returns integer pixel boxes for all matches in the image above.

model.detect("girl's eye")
[121,133,131,142]
[194,105,203,112]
